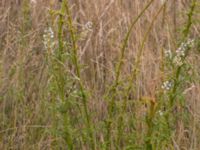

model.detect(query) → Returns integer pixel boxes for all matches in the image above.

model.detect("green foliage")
[0,0,199,149]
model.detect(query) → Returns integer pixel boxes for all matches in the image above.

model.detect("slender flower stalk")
[105,0,155,149]
[63,0,95,149]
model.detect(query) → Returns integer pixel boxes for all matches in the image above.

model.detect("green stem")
[64,0,95,149]
[105,1,155,149]
[164,0,197,147]
[169,0,197,108]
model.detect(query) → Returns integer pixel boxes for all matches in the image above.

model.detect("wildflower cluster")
[161,80,173,91]
[80,21,93,40]
[164,39,194,66]
[43,27,55,50]
[164,49,172,59]
[158,110,163,116]
[84,21,93,31]
[173,39,194,66]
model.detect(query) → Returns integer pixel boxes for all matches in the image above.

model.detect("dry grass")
[0,0,200,149]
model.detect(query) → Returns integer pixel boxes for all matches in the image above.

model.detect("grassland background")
[0,0,200,149]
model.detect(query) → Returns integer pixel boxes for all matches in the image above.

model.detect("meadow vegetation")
[0,0,200,149]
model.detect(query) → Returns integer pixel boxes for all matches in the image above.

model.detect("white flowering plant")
[43,27,56,51]
[151,35,197,148]
[164,39,195,67]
